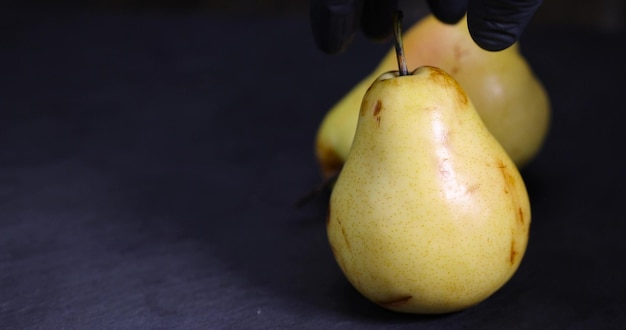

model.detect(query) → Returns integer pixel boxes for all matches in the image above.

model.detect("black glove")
[310,0,543,54]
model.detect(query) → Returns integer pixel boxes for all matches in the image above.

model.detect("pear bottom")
[328,193,528,314]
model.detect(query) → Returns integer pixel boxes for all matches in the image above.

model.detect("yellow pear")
[316,14,550,178]
[327,66,531,314]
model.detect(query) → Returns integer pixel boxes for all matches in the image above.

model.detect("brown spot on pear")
[424,66,468,106]
[378,295,413,308]
[315,140,344,179]
[373,100,382,116]
[510,239,518,265]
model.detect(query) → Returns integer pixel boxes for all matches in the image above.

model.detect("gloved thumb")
[467,0,543,51]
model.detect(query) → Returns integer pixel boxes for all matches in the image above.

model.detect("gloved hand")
[310,0,543,53]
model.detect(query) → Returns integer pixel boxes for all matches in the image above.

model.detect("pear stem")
[393,11,409,76]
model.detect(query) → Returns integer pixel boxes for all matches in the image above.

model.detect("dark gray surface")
[1,4,626,329]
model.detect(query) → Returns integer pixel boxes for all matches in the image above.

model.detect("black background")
[2,2,626,329]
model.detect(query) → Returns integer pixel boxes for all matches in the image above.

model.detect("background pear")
[328,66,531,314]
[316,15,550,178]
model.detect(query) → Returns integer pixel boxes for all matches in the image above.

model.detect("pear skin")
[316,15,550,178]
[327,66,531,314]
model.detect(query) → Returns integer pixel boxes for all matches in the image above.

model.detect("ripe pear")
[327,66,531,314]
[316,15,550,178]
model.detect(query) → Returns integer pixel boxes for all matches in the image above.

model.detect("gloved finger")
[467,0,543,51]
[360,0,399,41]
[310,0,363,54]
[425,0,469,24]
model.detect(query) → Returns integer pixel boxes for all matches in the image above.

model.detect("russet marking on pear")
[510,239,518,265]
[378,295,413,308]
[373,100,383,117]
[426,67,469,106]
[369,99,383,128]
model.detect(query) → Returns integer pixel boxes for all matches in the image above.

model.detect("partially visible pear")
[316,15,550,178]
[328,66,531,314]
